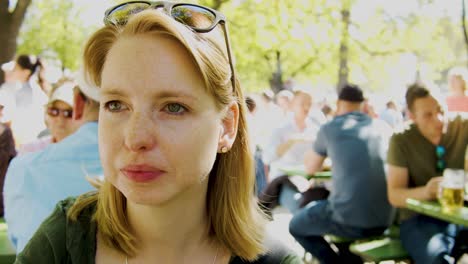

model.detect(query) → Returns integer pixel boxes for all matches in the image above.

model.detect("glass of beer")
[439,169,465,213]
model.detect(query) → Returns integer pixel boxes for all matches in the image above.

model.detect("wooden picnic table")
[0,218,16,264]
[406,198,468,227]
[280,165,332,179]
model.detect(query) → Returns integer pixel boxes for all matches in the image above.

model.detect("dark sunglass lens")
[47,108,59,117]
[64,110,73,118]
[107,2,150,25]
[171,5,216,30]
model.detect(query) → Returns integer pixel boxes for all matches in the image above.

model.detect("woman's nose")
[124,111,157,152]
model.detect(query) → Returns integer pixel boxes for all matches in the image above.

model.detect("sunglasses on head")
[47,107,73,118]
[435,145,446,174]
[104,1,236,91]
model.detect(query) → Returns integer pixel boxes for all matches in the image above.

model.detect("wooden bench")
[349,237,410,263]
[0,218,16,264]
[348,226,410,263]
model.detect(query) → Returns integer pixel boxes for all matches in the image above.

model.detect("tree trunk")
[337,1,351,93]
[462,0,468,67]
[269,50,283,94]
[0,0,32,84]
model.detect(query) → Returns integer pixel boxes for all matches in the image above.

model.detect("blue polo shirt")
[314,112,393,228]
[3,122,102,252]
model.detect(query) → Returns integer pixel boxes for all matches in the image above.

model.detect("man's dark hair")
[16,55,42,77]
[405,83,430,111]
[245,96,256,113]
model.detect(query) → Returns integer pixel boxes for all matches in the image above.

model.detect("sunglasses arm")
[222,23,236,92]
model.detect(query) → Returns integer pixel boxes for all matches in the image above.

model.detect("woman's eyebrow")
[153,90,199,101]
[100,87,199,102]
[100,87,127,96]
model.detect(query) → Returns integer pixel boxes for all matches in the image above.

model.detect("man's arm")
[276,138,303,158]
[304,149,325,175]
[386,164,442,207]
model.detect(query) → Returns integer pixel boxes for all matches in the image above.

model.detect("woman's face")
[100,35,224,206]
[45,100,76,142]
[449,75,466,93]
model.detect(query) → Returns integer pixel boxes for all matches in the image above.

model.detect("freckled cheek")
[166,123,219,175]
[98,118,123,178]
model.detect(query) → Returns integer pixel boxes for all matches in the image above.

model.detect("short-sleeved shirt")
[4,122,102,252]
[387,116,468,186]
[16,196,302,264]
[387,116,468,220]
[313,111,393,228]
[263,118,319,180]
[446,95,468,113]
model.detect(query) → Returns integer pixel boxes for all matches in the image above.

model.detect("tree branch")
[351,37,407,56]
[289,57,317,78]
[462,0,468,65]
[264,53,273,72]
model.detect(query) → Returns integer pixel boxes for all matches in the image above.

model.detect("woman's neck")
[126,181,213,257]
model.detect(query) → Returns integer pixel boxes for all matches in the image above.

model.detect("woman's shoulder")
[16,194,98,264]
[230,236,303,264]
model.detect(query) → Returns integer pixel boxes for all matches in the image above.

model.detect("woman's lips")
[121,165,165,183]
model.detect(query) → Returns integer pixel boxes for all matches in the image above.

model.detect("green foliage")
[200,0,466,92]
[17,0,96,72]
[13,0,468,92]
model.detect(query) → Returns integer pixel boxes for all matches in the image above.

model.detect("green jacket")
[15,197,303,264]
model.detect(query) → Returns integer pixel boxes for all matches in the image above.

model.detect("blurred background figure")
[362,98,378,118]
[445,67,468,112]
[262,91,319,182]
[4,73,102,252]
[0,95,16,218]
[379,100,404,129]
[255,89,282,151]
[275,89,294,118]
[0,54,48,146]
[321,102,335,121]
[245,96,267,196]
[18,79,77,154]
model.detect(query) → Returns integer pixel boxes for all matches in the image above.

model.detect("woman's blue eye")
[166,103,186,114]
[105,101,124,112]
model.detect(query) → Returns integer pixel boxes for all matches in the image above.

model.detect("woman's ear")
[218,101,239,153]
[73,91,85,121]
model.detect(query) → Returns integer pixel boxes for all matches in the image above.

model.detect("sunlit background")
[5,0,468,110]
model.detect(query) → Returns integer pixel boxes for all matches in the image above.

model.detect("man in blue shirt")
[289,84,394,264]
[3,76,102,252]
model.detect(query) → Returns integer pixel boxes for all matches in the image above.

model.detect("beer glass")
[439,169,465,213]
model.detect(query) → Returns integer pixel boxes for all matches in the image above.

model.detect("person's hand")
[424,176,443,200]
[288,138,305,145]
[308,178,316,188]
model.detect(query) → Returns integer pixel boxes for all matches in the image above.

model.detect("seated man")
[386,83,468,264]
[3,76,103,252]
[289,84,394,264]
[262,90,319,182]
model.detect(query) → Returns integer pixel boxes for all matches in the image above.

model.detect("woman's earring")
[220,146,228,153]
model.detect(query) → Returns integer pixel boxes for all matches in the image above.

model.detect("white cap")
[1,61,15,72]
[75,68,100,102]
[48,82,75,107]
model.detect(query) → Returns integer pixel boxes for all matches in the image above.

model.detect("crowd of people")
[246,72,468,263]
[1,1,468,264]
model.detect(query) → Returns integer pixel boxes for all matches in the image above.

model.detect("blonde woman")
[15,2,301,264]
[446,67,468,112]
